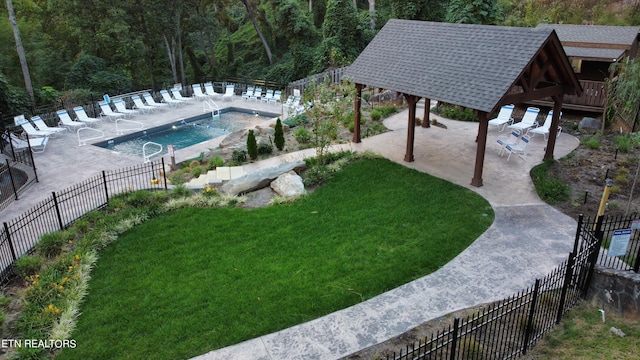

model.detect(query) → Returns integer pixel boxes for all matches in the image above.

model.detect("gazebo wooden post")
[404,94,420,162]
[544,95,564,160]
[352,83,364,143]
[423,98,430,128]
[471,112,489,187]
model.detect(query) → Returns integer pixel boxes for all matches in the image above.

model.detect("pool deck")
[0,96,286,224]
[0,97,581,360]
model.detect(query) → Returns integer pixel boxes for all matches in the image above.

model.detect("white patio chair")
[508,107,540,133]
[496,130,520,156]
[113,99,139,117]
[132,97,158,114]
[250,88,262,102]
[504,135,530,161]
[488,104,515,132]
[269,90,282,105]
[529,111,563,141]
[99,102,126,121]
[192,84,209,101]
[205,82,223,99]
[57,109,86,131]
[172,88,195,101]
[31,116,68,136]
[73,106,101,126]
[160,90,184,107]
[2,132,48,153]
[222,84,235,101]
[261,90,273,103]
[142,93,169,109]
[242,87,254,101]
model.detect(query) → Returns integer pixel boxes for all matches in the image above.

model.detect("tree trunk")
[240,0,273,65]
[368,0,375,29]
[309,0,312,13]
[163,33,179,84]
[176,17,186,86]
[5,0,35,105]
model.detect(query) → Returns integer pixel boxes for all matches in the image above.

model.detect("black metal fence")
[592,212,640,272]
[0,131,39,212]
[0,159,167,283]
[384,212,636,360]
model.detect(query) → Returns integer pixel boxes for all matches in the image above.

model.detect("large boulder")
[219,161,306,196]
[579,117,602,134]
[270,171,305,197]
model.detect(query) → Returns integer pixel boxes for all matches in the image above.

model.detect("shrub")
[247,130,258,160]
[206,156,224,170]
[14,255,43,278]
[231,149,247,163]
[274,118,285,151]
[378,105,397,118]
[434,103,477,121]
[294,128,312,144]
[171,184,191,197]
[168,168,190,185]
[582,136,600,149]
[257,142,273,155]
[283,114,308,128]
[370,108,382,122]
[190,166,203,178]
[531,160,570,205]
[614,135,633,153]
[189,160,201,168]
[36,231,70,258]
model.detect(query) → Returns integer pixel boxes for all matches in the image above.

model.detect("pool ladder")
[143,141,163,163]
[203,99,220,119]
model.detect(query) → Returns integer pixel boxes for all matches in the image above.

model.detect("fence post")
[449,317,460,360]
[102,170,109,203]
[5,159,18,200]
[161,158,168,190]
[582,215,605,298]
[4,222,17,261]
[556,252,575,324]
[51,192,64,231]
[573,214,583,254]
[522,279,540,355]
[27,135,39,183]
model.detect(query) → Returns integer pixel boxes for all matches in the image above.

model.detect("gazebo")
[345,20,583,187]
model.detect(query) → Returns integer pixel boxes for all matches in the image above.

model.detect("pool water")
[94,109,277,159]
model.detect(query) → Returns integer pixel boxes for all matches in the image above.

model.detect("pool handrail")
[116,119,144,135]
[77,127,105,146]
[143,141,163,163]
[203,99,221,119]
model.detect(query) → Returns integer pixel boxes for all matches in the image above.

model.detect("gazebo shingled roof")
[345,20,582,187]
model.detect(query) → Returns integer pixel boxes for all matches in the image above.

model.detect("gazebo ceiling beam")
[501,83,565,104]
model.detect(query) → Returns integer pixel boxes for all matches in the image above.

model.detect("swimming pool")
[94,108,278,159]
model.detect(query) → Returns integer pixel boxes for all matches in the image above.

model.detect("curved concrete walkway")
[192,107,581,359]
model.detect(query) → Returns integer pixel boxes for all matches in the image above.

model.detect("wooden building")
[534,24,640,113]
[345,20,582,187]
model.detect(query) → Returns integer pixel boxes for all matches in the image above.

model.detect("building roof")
[564,46,625,62]
[536,24,640,47]
[346,20,580,114]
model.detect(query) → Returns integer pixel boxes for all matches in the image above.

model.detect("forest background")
[1,0,639,122]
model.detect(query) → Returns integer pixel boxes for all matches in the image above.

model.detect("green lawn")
[58,158,494,360]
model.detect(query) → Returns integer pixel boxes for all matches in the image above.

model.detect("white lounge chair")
[222,84,235,101]
[132,97,158,114]
[261,90,274,103]
[112,99,139,117]
[172,88,195,101]
[160,90,184,107]
[242,87,254,101]
[488,104,515,132]
[99,102,126,121]
[205,82,223,99]
[57,109,86,131]
[529,111,562,140]
[508,107,540,133]
[31,116,68,136]
[504,135,530,161]
[250,88,262,102]
[269,90,282,105]
[14,115,49,138]
[142,93,169,109]
[2,132,48,153]
[73,106,101,126]
[192,84,209,101]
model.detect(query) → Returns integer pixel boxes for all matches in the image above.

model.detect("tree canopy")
[1,0,638,118]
